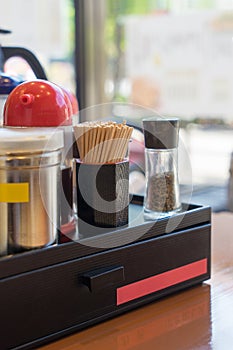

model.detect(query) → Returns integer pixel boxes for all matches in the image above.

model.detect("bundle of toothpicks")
[74,120,133,164]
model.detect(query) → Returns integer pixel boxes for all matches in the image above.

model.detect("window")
[0,0,75,90]
[75,0,233,200]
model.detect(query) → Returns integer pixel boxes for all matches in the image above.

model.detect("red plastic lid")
[62,87,79,115]
[3,80,72,127]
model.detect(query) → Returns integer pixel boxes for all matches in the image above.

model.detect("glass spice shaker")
[142,117,181,220]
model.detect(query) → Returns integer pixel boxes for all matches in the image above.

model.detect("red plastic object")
[62,87,79,115]
[60,88,73,118]
[3,80,72,127]
[117,258,207,305]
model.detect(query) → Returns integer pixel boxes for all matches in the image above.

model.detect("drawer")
[0,223,210,349]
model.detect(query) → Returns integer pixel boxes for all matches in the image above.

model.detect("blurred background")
[1,0,233,210]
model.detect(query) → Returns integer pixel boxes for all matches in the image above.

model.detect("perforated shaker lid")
[0,128,64,154]
[142,117,179,149]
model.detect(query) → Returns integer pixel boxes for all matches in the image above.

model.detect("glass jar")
[143,118,181,220]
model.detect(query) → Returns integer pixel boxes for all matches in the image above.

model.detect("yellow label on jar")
[0,183,29,203]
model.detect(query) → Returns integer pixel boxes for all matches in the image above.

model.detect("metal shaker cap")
[142,117,179,149]
[0,128,64,154]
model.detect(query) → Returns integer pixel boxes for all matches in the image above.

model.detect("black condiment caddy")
[0,196,211,350]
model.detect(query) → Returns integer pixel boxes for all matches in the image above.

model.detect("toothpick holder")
[75,159,129,233]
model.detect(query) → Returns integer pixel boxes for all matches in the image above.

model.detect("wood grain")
[40,212,233,350]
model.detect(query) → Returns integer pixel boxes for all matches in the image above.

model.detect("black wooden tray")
[0,196,211,350]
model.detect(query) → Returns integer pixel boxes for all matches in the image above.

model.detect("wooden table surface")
[40,212,233,350]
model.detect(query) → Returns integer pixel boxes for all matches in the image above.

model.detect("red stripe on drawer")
[117,258,207,305]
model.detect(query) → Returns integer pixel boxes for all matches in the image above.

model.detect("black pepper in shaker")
[142,117,181,219]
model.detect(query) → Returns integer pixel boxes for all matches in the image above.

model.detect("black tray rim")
[0,196,211,280]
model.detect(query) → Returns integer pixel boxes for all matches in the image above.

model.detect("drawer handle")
[80,266,125,292]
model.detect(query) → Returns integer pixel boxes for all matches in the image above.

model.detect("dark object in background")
[0,46,47,79]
